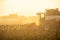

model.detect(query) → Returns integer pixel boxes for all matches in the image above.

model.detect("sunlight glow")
[41,14,45,18]
[0,0,59,16]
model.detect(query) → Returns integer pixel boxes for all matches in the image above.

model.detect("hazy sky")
[0,0,60,16]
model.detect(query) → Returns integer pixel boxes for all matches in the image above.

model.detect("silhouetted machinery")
[37,12,45,26]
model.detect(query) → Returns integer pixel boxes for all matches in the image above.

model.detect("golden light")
[41,13,45,18]
[0,0,59,16]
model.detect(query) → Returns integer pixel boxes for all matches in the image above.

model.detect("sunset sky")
[0,0,60,16]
